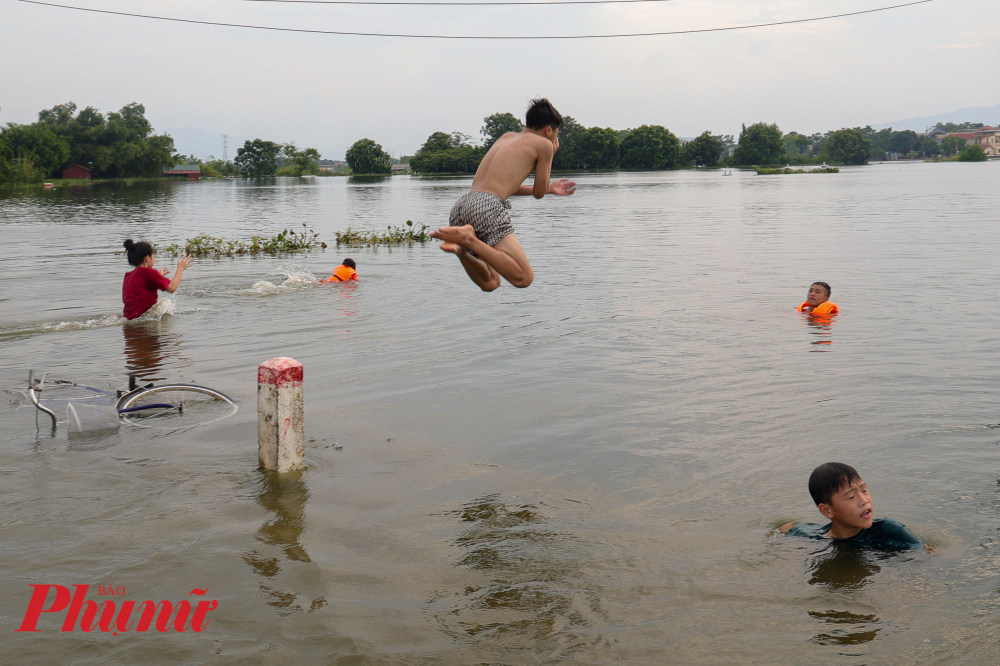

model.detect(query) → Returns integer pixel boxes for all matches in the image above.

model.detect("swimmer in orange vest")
[324,258,358,283]
[797,281,838,316]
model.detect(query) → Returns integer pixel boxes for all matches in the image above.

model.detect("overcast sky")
[2,0,997,159]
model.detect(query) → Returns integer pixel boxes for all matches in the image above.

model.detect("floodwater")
[1,163,999,664]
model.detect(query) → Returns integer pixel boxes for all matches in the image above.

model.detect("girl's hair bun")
[123,239,134,250]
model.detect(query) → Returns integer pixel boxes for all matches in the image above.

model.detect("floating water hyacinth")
[159,224,326,257]
[754,167,840,175]
[335,220,431,246]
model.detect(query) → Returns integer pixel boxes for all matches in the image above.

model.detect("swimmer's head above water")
[808,462,872,531]
[806,281,832,307]
[342,258,356,269]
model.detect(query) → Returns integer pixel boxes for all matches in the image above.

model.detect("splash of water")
[0,297,176,340]
[245,265,320,296]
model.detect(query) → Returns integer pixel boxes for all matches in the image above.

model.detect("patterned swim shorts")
[449,190,515,247]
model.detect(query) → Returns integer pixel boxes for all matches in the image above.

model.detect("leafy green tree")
[345,138,392,175]
[1,123,71,174]
[732,122,784,166]
[203,156,241,177]
[481,112,524,149]
[782,132,812,158]
[940,135,965,156]
[31,101,174,177]
[235,139,282,177]
[551,116,585,170]
[938,122,983,132]
[619,125,681,170]
[409,131,485,174]
[280,144,322,176]
[822,129,871,165]
[683,131,727,167]
[575,127,620,169]
[919,135,941,157]
[957,145,987,162]
[888,130,920,155]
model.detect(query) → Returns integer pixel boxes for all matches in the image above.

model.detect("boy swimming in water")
[430,98,577,291]
[324,258,357,283]
[780,462,926,551]
[797,281,839,315]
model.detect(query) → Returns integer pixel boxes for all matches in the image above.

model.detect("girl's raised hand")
[177,255,193,271]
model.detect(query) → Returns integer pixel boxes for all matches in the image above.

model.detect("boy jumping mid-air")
[430,98,576,291]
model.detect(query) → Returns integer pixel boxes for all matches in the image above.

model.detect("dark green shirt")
[787,517,924,551]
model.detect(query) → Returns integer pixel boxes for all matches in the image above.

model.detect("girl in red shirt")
[122,239,192,320]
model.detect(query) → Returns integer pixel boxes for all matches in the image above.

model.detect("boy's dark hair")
[812,281,832,297]
[525,98,562,130]
[342,258,356,269]
[808,462,861,506]
[123,239,154,267]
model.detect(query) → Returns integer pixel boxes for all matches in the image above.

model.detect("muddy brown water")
[2,163,999,664]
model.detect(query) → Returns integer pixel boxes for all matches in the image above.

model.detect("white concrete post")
[258,357,305,473]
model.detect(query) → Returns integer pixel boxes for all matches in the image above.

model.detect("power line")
[16,0,933,39]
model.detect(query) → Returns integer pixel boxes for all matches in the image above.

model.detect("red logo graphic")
[14,585,218,634]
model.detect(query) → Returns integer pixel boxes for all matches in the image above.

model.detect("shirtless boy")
[430,98,577,291]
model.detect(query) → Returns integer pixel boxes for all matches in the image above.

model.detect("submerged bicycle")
[26,370,237,432]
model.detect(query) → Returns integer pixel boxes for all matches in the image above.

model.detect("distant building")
[926,126,949,139]
[946,126,1000,156]
[62,164,94,179]
[163,164,202,181]
[391,163,410,173]
[319,160,347,172]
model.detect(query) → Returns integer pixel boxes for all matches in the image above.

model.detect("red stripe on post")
[257,357,304,387]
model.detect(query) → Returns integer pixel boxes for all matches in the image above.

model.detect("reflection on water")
[808,543,882,591]
[243,470,326,615]
[122,318,183,381]
[807,544,882,646]
[429,495,603,661]
[803,314,836,350]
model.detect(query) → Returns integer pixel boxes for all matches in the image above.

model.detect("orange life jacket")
[797,301,838,315]
[330,265,357,282]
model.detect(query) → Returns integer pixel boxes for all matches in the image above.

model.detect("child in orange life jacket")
[797,281,838,316]
[324,258,357,283]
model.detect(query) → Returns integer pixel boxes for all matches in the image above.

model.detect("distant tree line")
[400,112,733,174]
[0,101,326,185]
[345,113,995,177]
[0,102,175,184]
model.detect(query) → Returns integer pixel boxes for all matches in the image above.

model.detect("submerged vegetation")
[335,220,431,246]
[754,167,840,175]
[160,224,326,257]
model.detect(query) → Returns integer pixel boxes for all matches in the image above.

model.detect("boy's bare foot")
[431,225,478,249]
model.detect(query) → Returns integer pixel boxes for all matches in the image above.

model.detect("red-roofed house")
[163,164,202,181]
[947,127,1000,156]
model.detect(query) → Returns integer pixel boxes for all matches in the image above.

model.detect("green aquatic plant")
[335,220,431,246]
[159,223,326,257]
[754,167,839,175]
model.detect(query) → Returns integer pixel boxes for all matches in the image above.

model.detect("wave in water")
[0,298,176,340]
[245,265,320,296]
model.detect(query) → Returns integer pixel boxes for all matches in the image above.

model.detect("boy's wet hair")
[343,258,356,269]
[808,462,861,506]
[525,98,562,130]
[123,239,154,267]
[812,281,832,297]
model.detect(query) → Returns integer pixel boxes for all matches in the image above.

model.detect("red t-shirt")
[123,266,170,320]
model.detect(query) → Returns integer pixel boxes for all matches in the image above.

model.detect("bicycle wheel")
[116,385,237,428]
